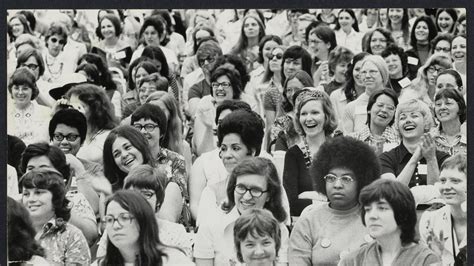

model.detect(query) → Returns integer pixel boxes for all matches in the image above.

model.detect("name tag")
[355,105,366,115]
[407,56,419,66]
[115,51,126,59]
[418,164,427,175]
[398,77,411,88]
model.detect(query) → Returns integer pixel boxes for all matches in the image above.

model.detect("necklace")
[302,137,312,168]
[45,54,64,81]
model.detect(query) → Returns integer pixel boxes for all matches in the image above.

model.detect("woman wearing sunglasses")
[289,136,380,265]
[194,157,289,266]
[98,190,192,265]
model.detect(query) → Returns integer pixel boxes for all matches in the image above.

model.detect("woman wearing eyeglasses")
[98,190,192,265]
[194,157,289,266]
[349,89,400,156]
[289,136,380,265]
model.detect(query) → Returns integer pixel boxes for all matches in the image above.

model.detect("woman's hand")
[52,98,71,114]
[426,228,446,257]
[312,61,329,87]
[420,133,437,161]
[65,153,86,177]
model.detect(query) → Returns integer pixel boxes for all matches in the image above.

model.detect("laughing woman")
[339,179,440,266]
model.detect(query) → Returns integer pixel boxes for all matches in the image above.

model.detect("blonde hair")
[394,98,434,133]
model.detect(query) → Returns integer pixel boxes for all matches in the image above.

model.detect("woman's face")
[22,186,55,221]
[438,167,467,206]
[338,11,355,29]
[112,137,144,173]
[47,34,66,57]
[414,21,430,42]
[398,110,425,140]
[451,36,466,63]
[457,19,467,35]
[138,82,158,104]
[426,64,446,87]
[220,133,252,173]
[68,94,90,119]
[105,201,140,249]
[262,40,278,66]
[234,174,269,214]
[433,40,451,58]
[297,20,311,43]
[308,33,330,60]
[132,118,161,152]
[143,25,160,47]
[353,59,365,87]
[52,124,82,156]
[325,167,358,211]
[11,84,33,108]
[437,11,454,33]
[212,75,234,105]
[370,94,396,128]
[128,186,158,212]
[370,31,387,55]
[434,97,460,123]
[134,67,150,88]
[299,100,326,137]
[436,74,461,93]
[100,18,116,39]
[378,9,388,25]
[364,199,400,240]
[388,8,404,25]
[243,17,260,39]
[361,61,383,92]
[283,57,303,78]
[10,18,24,37]
[384,54,403,78]
[334,62,349,82]
[240,233,277,266]
[285,78,304,106]
[268,47,283,73]
[20,56,40,80]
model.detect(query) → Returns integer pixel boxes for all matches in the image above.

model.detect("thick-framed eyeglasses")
[323,174,355,185]
[21,63,39,71]
[211,81,231,90]
[434,47,451,53]
[53,133,80,142]
[234,184,268,198]
[198,56,216,66]
[133,123,159,132]
[102,213,135,227]
[427,65,445,74]
[50,37,66,45]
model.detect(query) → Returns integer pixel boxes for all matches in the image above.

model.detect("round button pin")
[320,238,331,248]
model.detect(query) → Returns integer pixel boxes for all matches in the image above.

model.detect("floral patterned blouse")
[36,218,90,265]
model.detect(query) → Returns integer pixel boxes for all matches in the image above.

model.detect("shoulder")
[340,241,377,264]
[162,246,194,265]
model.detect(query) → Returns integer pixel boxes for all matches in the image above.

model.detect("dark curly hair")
[312,136,380,197]
[381,44,408,77]
[7,197,45,263]
[217,109,264,156]
[363,28,396,55]
[212,54,250,89]
[49,108,87,145]
[210,66,243,100]
[409,16,438,50]
[223,157,287,223]
[78,53,118,92]
[215,100,252,125]
[359,178,417,245]
[20,169,71,221]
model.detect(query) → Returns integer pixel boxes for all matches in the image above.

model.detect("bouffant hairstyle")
[257,35,283,64]
[234,208,281,263]
[20,169,71,221]
[312,136,381,197]
[16,47,45,78]
[281,45,313,81]
[49,108,88,145]
[434,88,466,126]
[215,100,252,125]
[20,143,71,183]
[410,16,438,49]
[8,67,39,101]
[328,46,354,76]
[366,88,399,126]
[217,109,264,156]
[45,22,68,47]
[210,66,243,100]
[131,103,168,144]
[7,197,45,262]
[394,99,434,133]
[124,165,167,211]
[381,44,408,77]
[224,157,287,223]
[359,178,417,245]
[96,13,122,39]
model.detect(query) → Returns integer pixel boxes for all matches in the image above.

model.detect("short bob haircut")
[394,99,434,133]
[381,44,408,77]
[281,70,314,112]
[359,178,417,245]
[366,88,399,127]
[224,157,287,223]
[49,108,88,145]
[8,67,39,101]
[217,109,265,156]
[16,47,45,78]
[139,15,166,43]
[257,35,283,64]
[103,125,155,191]
[96,13,122,39]
[410,16,438,49]
[137,73,169,92]
[7,197,45,262]
[435,8,458,33]
[334,9,359,32]
[363,28,396,55]
[434,88,466,126]
[234,208,281,263]
[131,103,168,142]
[281,45,313,81]
[328,46,354,76]
[210,66,243,100]
[20,169,71,221]
[294,89,338,137]
[102,190,166,265]
[308,25,338,58]
[215,100,252,125]
[440,152,466,174]
[124,164,167,211]
[20,143,71,183]
[45,22,68,48]
[416,54,452,90]
[65,83,118,133]
[430,33,454,54]
[312,136,381,197]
